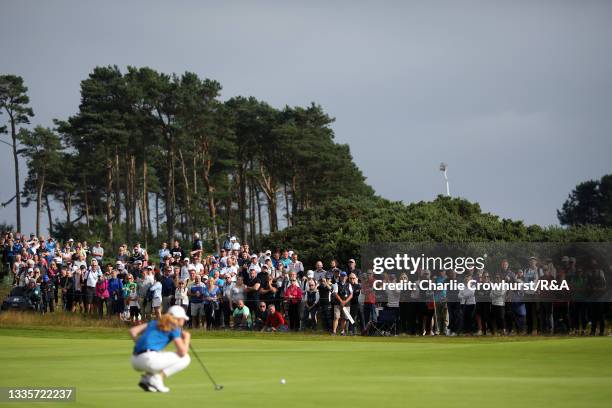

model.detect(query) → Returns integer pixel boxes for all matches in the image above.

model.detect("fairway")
[0,328,611,408]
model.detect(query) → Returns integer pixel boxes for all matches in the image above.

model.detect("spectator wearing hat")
[328,260,341,283]
[161,267,175,313]
[40,274,55,314]
[317,273,333,333]
[174,280,189,312]
[85,259,102,315]
[149,273,163,319]
[108,268,124,318]
[303,278,320,331]
[332,271,353,335]
[523,256,540,335]
[258,264,277,305]
[458,273,476,335]
[348,272,362,334]
[203,277,221,330]
[244,265,261,312]
[188,274,206,329]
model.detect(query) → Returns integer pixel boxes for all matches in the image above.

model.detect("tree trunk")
[166,147,176,242]
[125,153,132,245]
[10,120,21,232]
[35,170,44,237]
[238,165,247,243]
[83,175,90,229]
[45,194,53,236]
[114,149,121,226]
[291,174,298,223]
[256,188,263,242]
[155,193,160,238]
[105,159,114,242]
[284,183,291,227]
[249,178,256,246]
[178,149,192,234]
[142,160,148,247]
[256,163,278,233]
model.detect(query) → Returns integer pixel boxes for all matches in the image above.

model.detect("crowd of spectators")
[1,231,609,336]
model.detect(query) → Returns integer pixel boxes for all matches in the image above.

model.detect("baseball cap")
[348,259,356,263]
[250,254,258,259]
[340,271,348,277]
[561,256,569,262]
[265,250,271,256]
[168,305,189,321]
[43,275,49,282]
[212,259,218,264]
[307,270,314,278]
[183,257,190,261]
[230,236,237,242]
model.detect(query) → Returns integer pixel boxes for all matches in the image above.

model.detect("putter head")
[215,385,224,391]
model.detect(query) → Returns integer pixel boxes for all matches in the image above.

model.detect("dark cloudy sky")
[1,0,611,234]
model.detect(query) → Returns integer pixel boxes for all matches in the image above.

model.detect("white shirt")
[85,268,101,287]
[175,287,189,306]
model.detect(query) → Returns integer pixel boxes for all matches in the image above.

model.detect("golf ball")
[280,378,286,385]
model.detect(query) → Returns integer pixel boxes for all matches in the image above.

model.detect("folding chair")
[363,309,397,336]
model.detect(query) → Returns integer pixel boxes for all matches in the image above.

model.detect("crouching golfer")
[130,305,191,392]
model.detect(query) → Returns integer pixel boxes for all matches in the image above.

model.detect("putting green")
[0,328,611,408]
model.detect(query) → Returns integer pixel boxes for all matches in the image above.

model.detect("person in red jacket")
[262,304,288,332]
[283,272,303,331]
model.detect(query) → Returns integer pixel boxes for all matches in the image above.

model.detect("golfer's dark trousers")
[539,303,553,334]
[349,303,360,333]
[447,302,460,334]
[288,302,300,331]
[571,302,588,331]
[220,300,231,328]
[525,302,538,334]
[476,302,491,334]
[42,290,55,313]
[97,297,109,319]
[589,303,605,335]
[462,304,475,334]
[319,302,332,332]
[491,305,505,333]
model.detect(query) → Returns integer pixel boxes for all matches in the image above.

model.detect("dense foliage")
[265,195,612,267]
[558,174,612,227]
[1,69,373,251]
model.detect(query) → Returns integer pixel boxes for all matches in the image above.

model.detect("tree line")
[0,68,373,251]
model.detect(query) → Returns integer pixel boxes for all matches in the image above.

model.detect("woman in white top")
[458,274,476,335]
[490,273,507,335]
[150,275,163,319]
[174,280,189,311]
[228,275,245,310]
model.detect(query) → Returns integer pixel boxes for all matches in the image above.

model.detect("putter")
[189,343,224,391]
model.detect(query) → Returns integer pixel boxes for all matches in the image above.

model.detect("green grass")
[0,327,611,408]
